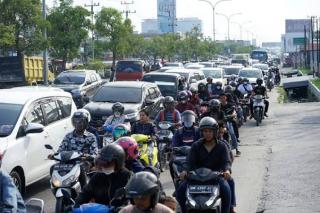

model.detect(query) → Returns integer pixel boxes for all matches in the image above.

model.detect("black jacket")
[75,168,131,207]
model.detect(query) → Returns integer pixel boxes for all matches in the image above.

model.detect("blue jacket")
[172,127,201,147]
[0,171,26,213]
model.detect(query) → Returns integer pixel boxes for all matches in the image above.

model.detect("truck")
[0,55,54,89]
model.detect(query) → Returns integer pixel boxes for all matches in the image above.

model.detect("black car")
[142,72,183,100]
[53,70,104,108]
[84,81,163,128]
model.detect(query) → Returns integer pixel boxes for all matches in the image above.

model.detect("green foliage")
[48,0,90,66]
[311,78,320,89]
[0,24,15,47]
[277,86,288,103]
[85,60,107,71]
[299,67,311,75]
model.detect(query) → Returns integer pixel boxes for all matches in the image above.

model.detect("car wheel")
[10,170,24,195]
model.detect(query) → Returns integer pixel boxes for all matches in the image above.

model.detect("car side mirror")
[45,144,54,150]
[25,123,44,135]
[145,99,155,106]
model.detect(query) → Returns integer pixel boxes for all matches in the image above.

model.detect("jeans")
[227,121,238,150]
[227,178,236,207]
[176,177,231,213]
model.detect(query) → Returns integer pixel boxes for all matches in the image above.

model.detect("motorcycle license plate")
[189,185,213,194]
[54,164,74,171]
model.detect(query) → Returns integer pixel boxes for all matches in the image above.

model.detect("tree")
[0,24,15,48]
[47,0,91,70]
[0,0,45,56]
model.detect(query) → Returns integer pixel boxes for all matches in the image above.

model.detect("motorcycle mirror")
[44,144,53,150]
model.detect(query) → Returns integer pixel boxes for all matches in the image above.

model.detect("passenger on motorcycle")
[121,172,174,213]
[51,110,98,187]
[206,77,215,98]
[198,82,209,101]
[212,81,224,98]
[251,78,269,117]
[103,102,131,129]
[131,110,156,136]
[155,96,181,127]
[237,78,253,97]
[0,151,26,212]
[113,124,131,141]
[189,86,200,106]
[176,91,195,113]
[200,99,225,124]
[176,117,232,213]
[75,144,131,207]
[115,137,145,173]
[225,85,244,127]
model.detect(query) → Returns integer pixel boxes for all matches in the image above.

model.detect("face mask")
[101,167,115,175]
[114,112,121,117]
[244,82,248,85]
[184,121,193,128]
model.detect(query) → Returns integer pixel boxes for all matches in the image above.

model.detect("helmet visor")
[72,117,86,130]
[182,114,195,128]
[113,128,127,140]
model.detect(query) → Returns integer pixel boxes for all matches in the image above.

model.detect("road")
[25,80,320,213]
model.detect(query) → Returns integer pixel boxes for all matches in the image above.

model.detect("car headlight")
[62,175,77,186]
[126,112,139,119]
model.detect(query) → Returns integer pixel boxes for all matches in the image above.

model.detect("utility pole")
[85,0,100,61]
[121,1,136,20]
[311,17,315,77]
[42,0,48,85]
[216,12,241,41]
[304,25,307,68]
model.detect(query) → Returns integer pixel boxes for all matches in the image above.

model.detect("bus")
[250,49,268,63]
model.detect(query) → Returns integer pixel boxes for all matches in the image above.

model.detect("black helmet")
[230,74,236,81]
[126,172,160,208]
[95,144,125,171]
[208,99,221,112]
[206,76,213,83]
[198,82,206,92]
[224,85,233,93]
[112,102,125,115]
[112,124,131,140]
[163,96,175,110]
[229,81,237,88]
[237,77,243,84]
[177,91,189,102]
[72,110,90,131]
[181,110,196,128]
[215,81,222,89]
[199,116,219,135]
[256,78,263,85]
[243,78,249,84]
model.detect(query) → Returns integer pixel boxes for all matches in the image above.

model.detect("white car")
[238,68,264,85]
[252,63,269,75]
[0,86,77,193]
[201,68,227,86]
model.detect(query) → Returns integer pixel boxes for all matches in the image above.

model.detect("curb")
[308,80,320,101]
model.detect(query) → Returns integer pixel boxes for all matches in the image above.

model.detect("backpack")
[159,110,178,123]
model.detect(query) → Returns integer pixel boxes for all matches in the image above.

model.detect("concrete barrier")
[308,80,320,101]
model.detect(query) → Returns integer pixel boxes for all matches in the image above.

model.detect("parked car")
[84,81,163,128]
[165,68,206,89]
[115,60,149,81]
[238,68,264,85]
[201,68,227,86]
[142,72,183,100]
[53,70,104,108]
[0,86,77,194]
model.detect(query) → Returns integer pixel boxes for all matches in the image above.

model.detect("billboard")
[157,0,176,33]
[285,19,311,33]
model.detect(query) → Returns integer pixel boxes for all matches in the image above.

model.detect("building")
[176,17,202,34]
[282,19,311,53]
[141,19,159,34]
[158,0,176,33]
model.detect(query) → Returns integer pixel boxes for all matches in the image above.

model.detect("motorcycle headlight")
[186,189,196,207]
[205,187,219,207]
[126,112,139,120]
[51,173,62,187]
[62,175,77,186]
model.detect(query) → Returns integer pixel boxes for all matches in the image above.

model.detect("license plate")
[189,185,213,194]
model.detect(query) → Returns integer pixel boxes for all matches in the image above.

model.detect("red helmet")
[115,137,139,160]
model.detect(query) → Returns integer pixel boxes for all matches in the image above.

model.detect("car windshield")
[224,67,240,75]
[92,86,142,103]
[0,103,23,137]
[164,63,180,67]
[202,69,222,78]
[54,72,85,85]
[142,75,177,96]
[239,70,262,78]
[116,61,143,72]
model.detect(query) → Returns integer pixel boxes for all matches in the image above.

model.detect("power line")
[121,1,136,20]
[85,0,100,60]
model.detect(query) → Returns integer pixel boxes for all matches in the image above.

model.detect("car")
[150,63,163,71]
[163,62,184,68]
[238,68,264,85]
[0,86,77,194]
[84,81,163,128]
[221,65,243,80]
[185,63,205,70]
[199,62,217,68]
[53,70,104,108]
[115,60,149,81]
[165,68,206,89]
[201,68,227,86]
[142,72,183,100]
[156,66,182,72]
[252,63,269,75]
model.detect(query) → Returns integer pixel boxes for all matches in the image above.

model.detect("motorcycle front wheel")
[55,197,66,213]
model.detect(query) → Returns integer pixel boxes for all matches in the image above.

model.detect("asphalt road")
[25,77,320,212]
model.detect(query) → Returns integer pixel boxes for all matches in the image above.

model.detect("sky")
[47,0,320,43]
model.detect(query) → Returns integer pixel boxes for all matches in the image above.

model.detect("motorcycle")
[186,168,222,212]
[265,75,274,92]
[156,121,174,171]
[171,146,191,190]
[102,125,114,147]
[239,94,250,122]
[45,144,91,213]
[25,198,44,213]
[131,134,160,169]
[275,74,281,86]
[253,95,265,126]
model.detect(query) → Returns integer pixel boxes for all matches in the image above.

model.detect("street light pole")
[216,12,241,41]
[198,0,231,41]
[42,0,48,85]
[231,21,251,40]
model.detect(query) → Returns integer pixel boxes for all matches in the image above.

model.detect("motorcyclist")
[176,117,232,213]
[0,151,26,213]
[103,102,131,130]
[120,172,174,213]
[251,78,269,117]
[115,136,145,173]
[189,86,200,107]
[225,85,243,130]
[212,81,224,99]
[237,78,253,98]
[206,77,215,98]
[131,110,157,136]
[51,110,98,187]
[274,67,281,85]
[155,96,181,127]
[200,99,225,124]
[228,74,237,86]
[78,109,101,148]
[198,82,209,101]
[75,144,131,207]
[219,93,241,156]
[176,91,195,113]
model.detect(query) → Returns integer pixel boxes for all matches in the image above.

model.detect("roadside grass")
[311,78,320,89]
[299,67,311,75]
[277,86,288,103]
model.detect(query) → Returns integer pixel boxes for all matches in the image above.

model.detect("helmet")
[243,78,249,84]
[199,116,219,135]
[215,81,222,89]
[256,78,263,85]
[112,102,125,116]
[208,99,221,112]
[198,82,206,92]
[126,172,160,208]
[77,109,91,123]
[95,144,125,170]
[72,110,90,130]
[237,77,243,84]
[229,81,237,88]
[181,110,196,128]
[163,96,175,110]
[113,124,131,140]
[206,76,213,83]
[115,137,139,160]
[230,74,236,81]
[177,91,189,102]
[224,85,233,93]
[190,86,198,94]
